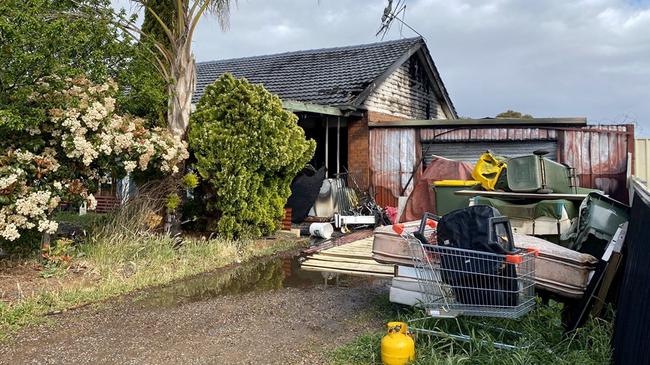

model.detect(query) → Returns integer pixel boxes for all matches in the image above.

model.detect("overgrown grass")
[0,230,304,339]
[330,296,613,365]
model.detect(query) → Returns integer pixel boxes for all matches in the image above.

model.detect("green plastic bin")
[433,180,481,215]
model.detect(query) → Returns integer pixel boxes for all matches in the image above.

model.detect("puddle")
[136,251,388,308]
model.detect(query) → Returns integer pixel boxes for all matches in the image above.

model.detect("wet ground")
[0,252,390,364]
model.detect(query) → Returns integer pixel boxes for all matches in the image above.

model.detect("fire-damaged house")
[194,37,457,190]
[194,37,634,216]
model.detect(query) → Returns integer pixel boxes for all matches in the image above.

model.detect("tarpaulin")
[400,155,474,222]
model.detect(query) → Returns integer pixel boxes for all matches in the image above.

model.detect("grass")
[0,227,304,339]
[330,295,613,365]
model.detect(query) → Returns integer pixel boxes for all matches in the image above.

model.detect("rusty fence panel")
[369,128,419,207]
[369,124,634,207]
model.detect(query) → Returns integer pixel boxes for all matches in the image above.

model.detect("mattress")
[372,221,435,266]
[390,274,444,307]
[514,234,598,298]
[390,285,424,307]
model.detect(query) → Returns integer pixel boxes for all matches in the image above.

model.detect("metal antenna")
[377,0,421,39]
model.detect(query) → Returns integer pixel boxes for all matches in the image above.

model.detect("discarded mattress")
[372,221,435,266]
[390,277,424,306]
[389,266,443,306]
[514,234,598,298]
[471,197,577,236]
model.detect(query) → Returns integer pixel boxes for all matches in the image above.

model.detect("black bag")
[436,206,519,307]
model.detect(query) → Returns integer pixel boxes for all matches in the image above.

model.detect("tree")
[112,0,234,138]
[0,77,188,243]
[188,74,315,239]
[0,0,165,149]
[496,110,533,119]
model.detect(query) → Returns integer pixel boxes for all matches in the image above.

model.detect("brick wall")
[347,115,370,191]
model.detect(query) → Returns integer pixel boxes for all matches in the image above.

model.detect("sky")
[111,0,650,135]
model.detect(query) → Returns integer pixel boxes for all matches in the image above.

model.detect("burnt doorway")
[298,114,348,178]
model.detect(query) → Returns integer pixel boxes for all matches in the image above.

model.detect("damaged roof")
[194,37,457,117]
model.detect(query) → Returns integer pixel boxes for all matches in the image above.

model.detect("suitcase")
[372,220,436,266]
[513,234,598,298]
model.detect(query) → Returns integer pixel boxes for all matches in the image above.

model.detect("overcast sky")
[112,0,650,135]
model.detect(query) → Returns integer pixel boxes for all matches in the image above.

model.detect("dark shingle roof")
[194,37,423,106]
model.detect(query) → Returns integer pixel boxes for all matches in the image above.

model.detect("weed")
[0,230,304,339]
[330,297,613,365]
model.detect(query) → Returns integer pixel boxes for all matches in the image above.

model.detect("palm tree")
[120,0,234,137]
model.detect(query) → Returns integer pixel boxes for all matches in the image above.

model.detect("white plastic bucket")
[309,223,334,239]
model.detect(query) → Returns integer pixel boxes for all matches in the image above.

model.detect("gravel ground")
[1,281,388,364]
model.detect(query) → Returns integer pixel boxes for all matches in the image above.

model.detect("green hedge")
[188,73,315,239]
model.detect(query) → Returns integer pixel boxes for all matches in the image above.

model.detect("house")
[194,37,457,192]
[195,38,635,208]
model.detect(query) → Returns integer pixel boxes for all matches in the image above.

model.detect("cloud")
[111,0,650,135]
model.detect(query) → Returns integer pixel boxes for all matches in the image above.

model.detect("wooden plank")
[301,259,393,272]
[301,266,394,278]
[326,245,372,253]
[300,261,394,276]
[309,254,382,265]
[318,252,375,261]
[454,190,590,201]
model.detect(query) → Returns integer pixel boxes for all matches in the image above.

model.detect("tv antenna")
[376,0,422,39]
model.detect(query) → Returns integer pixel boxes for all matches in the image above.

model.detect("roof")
[368,117,588,128]
[194,37,457,117]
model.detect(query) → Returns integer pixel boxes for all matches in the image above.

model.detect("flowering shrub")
[0,76,189,242]
[188,73,315,239]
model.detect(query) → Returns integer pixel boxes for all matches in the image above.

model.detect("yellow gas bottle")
[381,321,415,365]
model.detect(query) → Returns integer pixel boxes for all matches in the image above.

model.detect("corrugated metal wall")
[422,140,559,164]
[369,128,420,208]
[560,125,631,201]
[634,139,650,186]
[369,124,634,207]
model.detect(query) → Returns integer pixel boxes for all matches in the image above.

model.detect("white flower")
[37,219,58,234]
[1,223,20,241]
[104,97,116,113]
[0,174,18,190]
[48,196,61,210]
[53,181,63,190]
[87,194,97,211]
[124,161,136,173]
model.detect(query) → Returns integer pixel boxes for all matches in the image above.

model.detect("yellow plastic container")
[471,152,507,190]
[433,180,481,187]
[381,322,415,365]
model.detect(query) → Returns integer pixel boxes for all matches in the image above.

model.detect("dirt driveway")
[0,255,388,364]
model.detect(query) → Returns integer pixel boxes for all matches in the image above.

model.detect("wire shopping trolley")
[398,210,538,350]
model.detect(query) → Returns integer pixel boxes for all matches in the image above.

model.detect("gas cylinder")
[381,321,415,365]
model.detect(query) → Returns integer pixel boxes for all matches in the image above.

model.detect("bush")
[188,73,315,239]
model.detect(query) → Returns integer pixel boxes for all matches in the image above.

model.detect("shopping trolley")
[400,212,537,350]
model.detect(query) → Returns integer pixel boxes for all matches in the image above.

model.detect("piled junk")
[286,166,389,239]
[373,150,629,328]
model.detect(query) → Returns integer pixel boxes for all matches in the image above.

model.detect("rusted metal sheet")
[560,125,632,202]
[369,128,419,207]
[420,127,557,142]
[370,124,634,207]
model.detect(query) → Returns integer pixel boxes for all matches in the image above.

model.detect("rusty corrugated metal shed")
[369,124,634,207]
